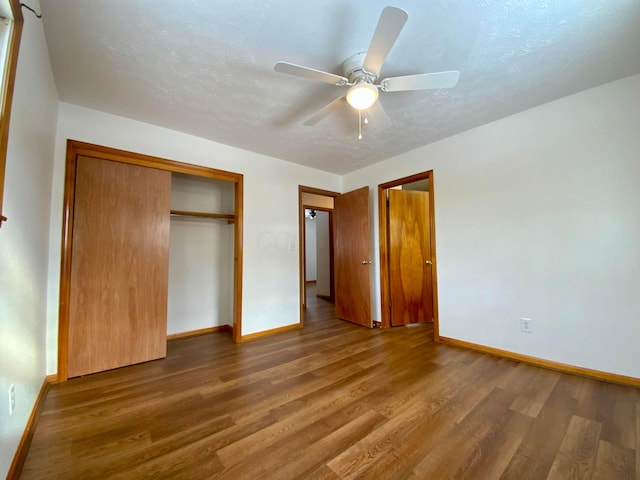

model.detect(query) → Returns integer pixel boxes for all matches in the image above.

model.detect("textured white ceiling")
[39,0,640,174]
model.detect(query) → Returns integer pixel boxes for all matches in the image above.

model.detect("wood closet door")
[389,189,433,326]
[68,156,171,377]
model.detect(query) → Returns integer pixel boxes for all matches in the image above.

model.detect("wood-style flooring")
[19,288,639,479]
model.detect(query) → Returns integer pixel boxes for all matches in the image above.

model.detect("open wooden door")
[389,189,433,326]
[67,156,171,377]
[334,186,372,327]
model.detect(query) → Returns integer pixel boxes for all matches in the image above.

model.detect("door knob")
[425,260,432,265]
[361,260,371,264]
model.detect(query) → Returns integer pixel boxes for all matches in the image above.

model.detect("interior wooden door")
[334,186,372,327]
[389,189,433,326]
[67,156,171,377]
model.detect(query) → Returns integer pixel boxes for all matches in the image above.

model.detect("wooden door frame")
[378,170,440,338]
[58,140,244,381]
[298,186,339,327]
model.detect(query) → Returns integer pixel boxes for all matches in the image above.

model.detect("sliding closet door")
[67,156,171,377]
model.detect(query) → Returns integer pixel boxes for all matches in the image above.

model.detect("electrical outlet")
[520,318,533,334]
[9,384,15,415]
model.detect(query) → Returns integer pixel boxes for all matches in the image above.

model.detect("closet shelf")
[170,210,235,224]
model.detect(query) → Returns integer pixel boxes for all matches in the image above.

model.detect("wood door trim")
[298,186,339,327]
[233,176,244,343]
[302,205,333,212]
[0,0,23,230]
[379,171,433,190]
[70,141,241,182]
[299,186,341,197]
[378,171,439,338]
[58,140,244,380]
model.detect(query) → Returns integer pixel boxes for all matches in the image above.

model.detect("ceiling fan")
[273,6,460,134]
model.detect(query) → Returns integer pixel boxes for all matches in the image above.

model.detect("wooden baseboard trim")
[316,294,332,301]
[305,280,317,284]
[240,323,301,342]
[167,325,231,341]
[7,374,57,479]
[439,336,640,388]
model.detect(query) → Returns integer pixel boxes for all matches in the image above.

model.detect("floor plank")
[17,287,639,479]
[411,387,519,478]
[592,440,635,480]
[546,415,602,480]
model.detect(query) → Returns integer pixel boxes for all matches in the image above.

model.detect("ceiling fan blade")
[363,6,408,77]
[274,62,349,86]
[367,101,392,130]
[381,70,460,92]
[303,96,345,126]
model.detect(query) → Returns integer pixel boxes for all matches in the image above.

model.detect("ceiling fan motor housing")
[343,52,377,83]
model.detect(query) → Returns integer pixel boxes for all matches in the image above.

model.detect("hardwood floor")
[19,290,639,479]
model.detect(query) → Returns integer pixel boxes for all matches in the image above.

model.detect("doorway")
[298,186,336,325]
[298,185,373,328]
[303,207,334,304]
[378,171,439,337]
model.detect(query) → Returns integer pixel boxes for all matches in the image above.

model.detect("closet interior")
[168,173,235,336]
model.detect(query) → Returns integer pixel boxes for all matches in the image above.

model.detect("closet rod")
[170,209,235,221]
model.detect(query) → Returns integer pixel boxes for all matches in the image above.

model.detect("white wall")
[343,74,640,378]
[46,102,341,370]
[315,211,331,297]
[0,1,58,475]
[168,174,235,334]
[304,218,317,281]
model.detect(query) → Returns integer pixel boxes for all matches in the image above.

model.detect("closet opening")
[58,140,243,381]
[167,173,236,341]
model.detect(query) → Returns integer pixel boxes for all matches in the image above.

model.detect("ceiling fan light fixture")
[346,82,378,110]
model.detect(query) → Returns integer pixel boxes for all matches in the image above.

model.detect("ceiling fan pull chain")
[358,110,363,140]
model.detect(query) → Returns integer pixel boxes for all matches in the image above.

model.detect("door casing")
[378,171,440,337]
